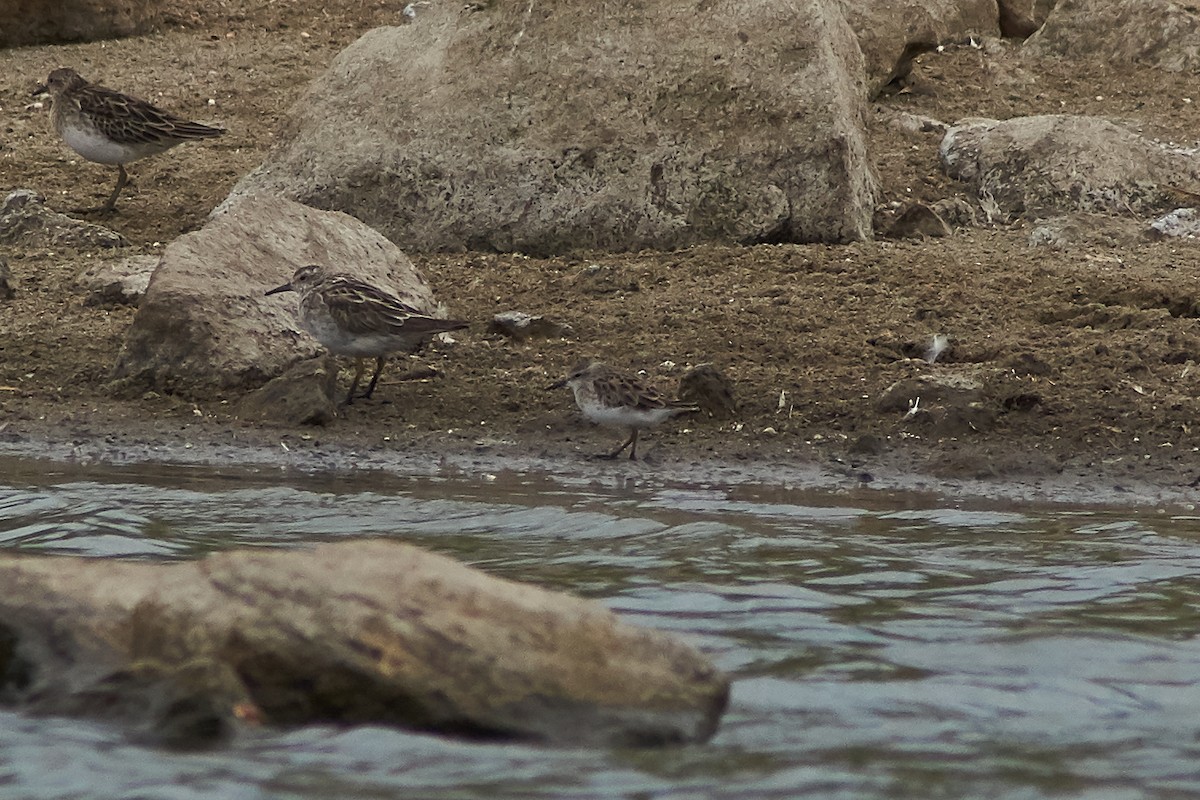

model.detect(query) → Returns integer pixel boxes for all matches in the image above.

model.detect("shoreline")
[3,415,1196,513]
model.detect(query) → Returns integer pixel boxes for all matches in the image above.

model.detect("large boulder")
[224,0,877,254]
[1024,0,1200,71]
[0,541,729,746]
[841,0,1000,96]
[0,0,165,47]
[112,194,449,396]
[939,115,1200,220]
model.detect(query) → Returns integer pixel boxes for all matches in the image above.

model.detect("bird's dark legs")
[102,164,129,212]
[600,428,639,460]
[343,358,366,405]
[341,357,389,406]
[72,164,129,214]
[361,356,388,399]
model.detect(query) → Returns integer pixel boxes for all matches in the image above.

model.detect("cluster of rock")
[36,0,1191,402]
[12,0,1200,744]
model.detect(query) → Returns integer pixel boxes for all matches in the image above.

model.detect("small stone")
[74,255,158,306]
[488,311,576,341]
[678,364,737,419]
[849,433,884,455]
[884,202,952,239]
[238,356,339,426]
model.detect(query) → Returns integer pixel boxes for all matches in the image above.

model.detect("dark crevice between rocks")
[0,622,34,702]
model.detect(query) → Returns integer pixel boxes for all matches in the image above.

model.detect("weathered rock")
[0,541,729,746]
[73,255,158,306]
[842,1,1000,96]
[0,258,12,301]
[112,194,451,396]
[882,201,953,239]
[1025,0,1200,71]
[237,355,339,426]
[940,115,1200,220]
[930,197,978,228]
[488,311,576,341]
[678,364,737,420]
[1029,213,1146,249]
[0,0,165,47]
[877,371,985,414]
[1148,207,1200,241]
[997,0,1056,38]
[888,111,950,137]
[0,189,127,249]
[224,0,877,254]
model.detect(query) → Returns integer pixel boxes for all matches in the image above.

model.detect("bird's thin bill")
[264,282,294,297]
[31,84,47,97]
[545,378,568,391]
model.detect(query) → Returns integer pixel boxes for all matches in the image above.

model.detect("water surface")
[1,458,1198,799]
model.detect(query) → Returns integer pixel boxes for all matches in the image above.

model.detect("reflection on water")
[1,457,1199,799]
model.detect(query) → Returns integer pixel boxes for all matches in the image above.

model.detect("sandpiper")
[547,359,697,460]
[33,68,225,212]
[265,264,469,405]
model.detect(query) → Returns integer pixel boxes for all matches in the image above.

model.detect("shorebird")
[265,264,468,405]
[547,359,697,460]
[33,67,225,212]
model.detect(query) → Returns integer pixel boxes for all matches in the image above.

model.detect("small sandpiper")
[547,359,698,460]
[266,264,469,406]
[33,67,225,212]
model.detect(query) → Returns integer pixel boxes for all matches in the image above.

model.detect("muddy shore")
[2,3,1200,510]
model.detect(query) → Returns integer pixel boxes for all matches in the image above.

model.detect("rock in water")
[0,540,729,746]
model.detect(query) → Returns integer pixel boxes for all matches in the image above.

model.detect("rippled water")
[1,457,1199,799]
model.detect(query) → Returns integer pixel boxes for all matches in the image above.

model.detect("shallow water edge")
[0,427,1194,513]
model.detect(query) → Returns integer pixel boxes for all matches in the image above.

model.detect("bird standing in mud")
[33,67,225,212]
[547,359,698,460]
[266,264,469,406]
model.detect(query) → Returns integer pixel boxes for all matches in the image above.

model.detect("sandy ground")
[2,2,1200,509]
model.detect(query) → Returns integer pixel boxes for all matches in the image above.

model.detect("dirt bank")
[2,3,1199,509]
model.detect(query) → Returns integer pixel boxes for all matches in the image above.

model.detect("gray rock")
[879,371,996,438]
[888,111,950,136]
[1148,207,1200,240]
[73,255,158,306]
[0,0,165,47]
[0,189,127,249]
[113,193,451,396]
[237,355,339,426]
[940,115,1200,220]
[842,1,1000,96]
[488,311,575,341]
[1029,213,1146,248]
[223,0,877,254]
[0,540,729,746]
[877,371,984,414]
[1025,0,1200,71]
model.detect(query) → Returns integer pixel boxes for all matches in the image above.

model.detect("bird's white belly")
[577,400,676,429]
[300,311,415,356]
[60,123,160,165]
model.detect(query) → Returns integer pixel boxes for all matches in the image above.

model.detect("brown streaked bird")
[547,359,698,460]
[33,67,225,212]
[265,264,469,406]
